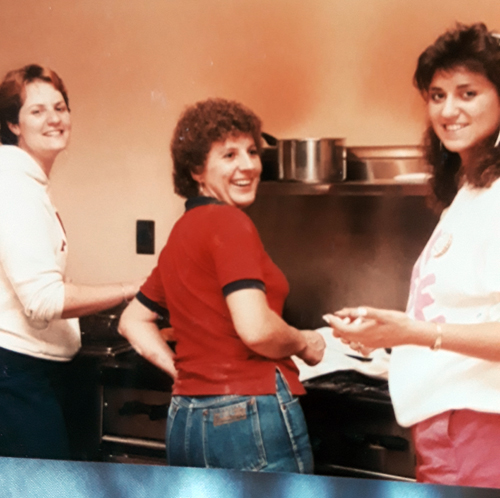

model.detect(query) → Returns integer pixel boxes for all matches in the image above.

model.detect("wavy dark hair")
[0,64,70,145]
[414,23,500,210]
[171,98,262,198]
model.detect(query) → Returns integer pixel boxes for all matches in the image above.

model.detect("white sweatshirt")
[0,145,80,361]
[389,178,500,427]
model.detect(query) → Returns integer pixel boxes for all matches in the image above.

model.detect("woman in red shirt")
[119,98,325,473]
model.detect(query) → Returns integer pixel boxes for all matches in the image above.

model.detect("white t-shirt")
[0,145,80,361]
[389,178,500,427]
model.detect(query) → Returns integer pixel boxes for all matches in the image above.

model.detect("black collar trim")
[185,196,225,212]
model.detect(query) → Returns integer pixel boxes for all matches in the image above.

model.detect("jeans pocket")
[279,397,314,474]
[202,397,267,471]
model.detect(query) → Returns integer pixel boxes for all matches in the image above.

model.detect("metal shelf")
[257,180,430,197]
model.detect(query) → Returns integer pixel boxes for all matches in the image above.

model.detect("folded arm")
[226,288,325,366]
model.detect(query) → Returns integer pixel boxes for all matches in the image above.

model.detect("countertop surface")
[0,457,498,498]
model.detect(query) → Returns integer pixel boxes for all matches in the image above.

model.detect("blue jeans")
[166,370,314,473]
[0,347,70,459]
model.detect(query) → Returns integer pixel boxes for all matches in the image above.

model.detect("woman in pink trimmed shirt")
[324,23,500,488]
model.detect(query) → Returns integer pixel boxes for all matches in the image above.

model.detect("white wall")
[1,0,498,283]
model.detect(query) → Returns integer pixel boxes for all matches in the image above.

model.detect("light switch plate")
[136,220,155,254]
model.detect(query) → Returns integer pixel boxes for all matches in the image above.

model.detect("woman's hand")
[118,299,177,379]
[295,330,326,366]
[322,306,417,351]
[324,308,500,363]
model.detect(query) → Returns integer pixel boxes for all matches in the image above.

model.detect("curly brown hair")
[171,98,262,198]
[0,64,70,145]
[414,23,500,210]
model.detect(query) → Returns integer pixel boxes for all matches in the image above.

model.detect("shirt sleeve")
[0,173,65,325]
[222,279,266,297]
[139,265,168,312]
[209,207,267,289]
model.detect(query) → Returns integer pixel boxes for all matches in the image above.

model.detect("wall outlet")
[136,220,155,254]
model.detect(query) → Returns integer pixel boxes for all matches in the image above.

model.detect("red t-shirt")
[139,197,305,396]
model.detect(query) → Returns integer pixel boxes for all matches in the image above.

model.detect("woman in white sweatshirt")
[0,64,141,459]
[324,23,500,488]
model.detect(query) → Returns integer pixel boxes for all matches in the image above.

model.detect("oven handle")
[101,435,166,451]
[118,400,168,421]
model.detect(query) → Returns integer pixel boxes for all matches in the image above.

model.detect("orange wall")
[1,0,499,283]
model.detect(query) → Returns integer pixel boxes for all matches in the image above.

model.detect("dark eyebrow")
[428,83,474,92]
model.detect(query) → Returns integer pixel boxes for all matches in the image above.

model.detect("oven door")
[99,351,173,464]
[301,372,416,481]
[102,386,169,448]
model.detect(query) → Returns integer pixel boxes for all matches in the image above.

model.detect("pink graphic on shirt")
[407,229,446,324]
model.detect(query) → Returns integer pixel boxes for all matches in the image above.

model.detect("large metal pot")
[279,138,346,183]
[260,133,346,183]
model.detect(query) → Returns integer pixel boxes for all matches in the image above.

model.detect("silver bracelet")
[431,324,443,351]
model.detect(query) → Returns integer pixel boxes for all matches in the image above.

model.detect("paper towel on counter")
[292,327,390,382]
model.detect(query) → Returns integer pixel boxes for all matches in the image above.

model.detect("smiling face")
[8,80,71,172]
[427,67,500,169]
[192,134,262,208]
